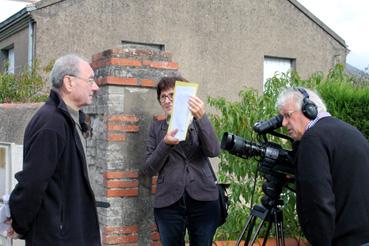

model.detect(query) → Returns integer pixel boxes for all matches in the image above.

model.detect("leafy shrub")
[0,62,48,103]
[317,65,369,138]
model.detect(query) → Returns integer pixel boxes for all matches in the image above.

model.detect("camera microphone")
[253,114,283,134]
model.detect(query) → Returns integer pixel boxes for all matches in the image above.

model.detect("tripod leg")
[273,209,285,246]
[236,205,273,246]
[249,215,268,246]
[261,221,272,246]
[236,214,256,246]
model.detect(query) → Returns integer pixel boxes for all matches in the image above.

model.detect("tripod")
[235,201,285,246]
[236,174,287,246]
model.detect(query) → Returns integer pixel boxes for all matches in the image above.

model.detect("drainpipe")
[28,20,33,72]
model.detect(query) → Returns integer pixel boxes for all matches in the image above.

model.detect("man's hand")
[5,219,20,239]
[164,129,179,145]
[188,96,205,119]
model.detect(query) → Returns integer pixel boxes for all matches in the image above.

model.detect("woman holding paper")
[141,76,221,246]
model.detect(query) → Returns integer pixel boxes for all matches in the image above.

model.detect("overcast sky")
[298,0,369,71]
[0,0,368,71]
[0,1,31,22]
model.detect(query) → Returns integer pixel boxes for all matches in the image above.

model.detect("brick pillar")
[85,44,179,245]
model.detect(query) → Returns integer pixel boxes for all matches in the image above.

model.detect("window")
[263,57,294,90]
[1,47,15,74]
[7,48,15,74]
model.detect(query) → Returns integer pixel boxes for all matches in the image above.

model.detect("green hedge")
[318,71,369,138]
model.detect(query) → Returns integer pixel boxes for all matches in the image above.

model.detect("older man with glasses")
[7,54,101,246]
[276,87,369,246]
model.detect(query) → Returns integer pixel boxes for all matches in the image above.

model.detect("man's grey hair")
[50,54,88,89]
[276,87,327,113]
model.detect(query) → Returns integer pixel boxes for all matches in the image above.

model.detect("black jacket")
[296,117,369,245]
[9,90,101,246]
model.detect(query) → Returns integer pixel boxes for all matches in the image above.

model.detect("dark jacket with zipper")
[9,90,101,246]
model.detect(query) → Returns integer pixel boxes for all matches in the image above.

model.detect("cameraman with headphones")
[276,87,369,246]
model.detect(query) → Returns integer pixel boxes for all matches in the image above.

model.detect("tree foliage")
[0,62,49,103]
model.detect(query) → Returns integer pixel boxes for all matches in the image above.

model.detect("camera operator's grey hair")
[50,54,88,89]
[276,87,327,113]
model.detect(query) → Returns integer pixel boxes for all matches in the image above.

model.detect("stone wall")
[0,103,41,144]
[84,44,181,245]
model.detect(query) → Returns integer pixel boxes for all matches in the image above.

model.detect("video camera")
[220,114,295,208]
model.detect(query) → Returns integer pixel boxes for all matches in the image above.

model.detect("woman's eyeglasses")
[159,93,174,103]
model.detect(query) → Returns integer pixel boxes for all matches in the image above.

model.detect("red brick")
[151,242,163,246]
[96,77,137,86]
[92,48,120,62]
[140,79,156,87]
[103,225,138,234]
[92,58,142,69]
[143,60,178,70]
[106,189,139,197]
[103,234,138,244]
[106,134,126,141]
[107,115,140,123]
[104,171,139,179]
[110,57,142,67]
[151,186,157,194]
[105,180,138,188]
[107,124,140,132]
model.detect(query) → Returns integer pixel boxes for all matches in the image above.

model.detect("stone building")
[0,0,348,99]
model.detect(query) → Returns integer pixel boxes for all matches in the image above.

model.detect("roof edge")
[288,0,347,49]
[0,6,36,42]
[0,5,36,30]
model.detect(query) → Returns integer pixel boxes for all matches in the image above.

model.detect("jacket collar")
[48,89,90,134]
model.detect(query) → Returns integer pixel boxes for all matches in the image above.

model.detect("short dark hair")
[156,76,188,101]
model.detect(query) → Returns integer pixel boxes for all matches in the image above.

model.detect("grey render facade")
[0,0,348,100]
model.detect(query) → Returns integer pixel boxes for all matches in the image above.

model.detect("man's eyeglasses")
[67,74,96,85]
[159,93,174,103]
[282,110,298,120]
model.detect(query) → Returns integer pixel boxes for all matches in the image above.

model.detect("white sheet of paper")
[168,81,199,141]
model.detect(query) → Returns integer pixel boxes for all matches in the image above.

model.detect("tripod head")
[257,148,295,209]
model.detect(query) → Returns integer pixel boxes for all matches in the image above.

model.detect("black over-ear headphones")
[297,88,318,120]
